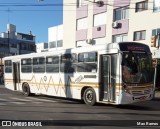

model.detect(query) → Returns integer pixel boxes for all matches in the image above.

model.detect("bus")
[3,42,154,105]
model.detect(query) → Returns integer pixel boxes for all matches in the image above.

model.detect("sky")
[0,0,63,43]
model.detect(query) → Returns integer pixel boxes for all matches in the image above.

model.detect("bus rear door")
[13,62,20,91]
[100,55,117,103]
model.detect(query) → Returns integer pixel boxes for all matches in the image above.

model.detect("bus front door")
[13,62,20,90]
[101,55,116,103]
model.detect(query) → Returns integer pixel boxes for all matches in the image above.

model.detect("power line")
[0,7,155,12]
[0,1,155,7]
[0,1,156,12]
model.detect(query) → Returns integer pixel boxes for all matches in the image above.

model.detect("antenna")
[7,8,11,24]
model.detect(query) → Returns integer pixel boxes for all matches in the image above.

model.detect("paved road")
[0,86,160,129]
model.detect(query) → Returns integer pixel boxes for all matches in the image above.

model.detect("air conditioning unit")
[96,1,104,7]
[86,39,93,44]
[112,21,119,28]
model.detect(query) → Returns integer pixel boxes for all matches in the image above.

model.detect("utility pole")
[153,33,160,98]
[7,30,10,55]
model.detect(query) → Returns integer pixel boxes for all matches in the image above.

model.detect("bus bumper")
[118,92,154,104]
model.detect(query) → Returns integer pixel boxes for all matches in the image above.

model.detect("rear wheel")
[83,88,96,106]
[22,83,31,96]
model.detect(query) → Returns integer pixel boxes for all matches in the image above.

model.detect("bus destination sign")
[119,42,150,52]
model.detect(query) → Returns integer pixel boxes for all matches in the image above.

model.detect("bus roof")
[3,42,149,60]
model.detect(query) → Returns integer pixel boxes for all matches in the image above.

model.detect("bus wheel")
[83,88,96,106]
[22,83,31,96]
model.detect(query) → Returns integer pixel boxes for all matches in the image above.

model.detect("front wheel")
[83,88,96,106]
[22,83,31,96]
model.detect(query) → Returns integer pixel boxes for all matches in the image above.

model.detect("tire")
[22,83,31,96]
[83,88,96,106]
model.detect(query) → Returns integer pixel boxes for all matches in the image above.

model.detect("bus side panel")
[58,73,82,99]
[40,74,61,97]
[4,73,15,91]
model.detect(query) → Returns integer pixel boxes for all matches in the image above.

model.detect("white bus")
[3,42,154,105]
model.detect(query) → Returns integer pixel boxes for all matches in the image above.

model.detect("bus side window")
[46,56,59,73]
[21,58,32,73]
[60,54,76,73]
[33,57,45,73]
[77,52,97,72]
[4,60,12,73]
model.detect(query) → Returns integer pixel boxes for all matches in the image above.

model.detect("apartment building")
[36,42,48,53]
[0,24,36,57]
[63,0,160,51]
[48,25,63,50]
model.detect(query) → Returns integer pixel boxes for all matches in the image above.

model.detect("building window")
[134,30,146,41]
[11,43,17,48]
[76,40,86,47]
[49,41,56,48]
[153,0,160,12]
[152,28,160,42]
[57,40,63,47]
[112,34,128,43]
[77,0,87,8]
[136,1,148,12]
[152,28,160,36]
[93,12,107,26]
[49,40,63,48]
[21,43,27,50]
[93,38,105,45]
[22,34,33,41]
[77,18,87,30]
[114,7,129,21]
[0,44,8,48]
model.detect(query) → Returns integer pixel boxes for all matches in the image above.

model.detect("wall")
[63,0,76,48]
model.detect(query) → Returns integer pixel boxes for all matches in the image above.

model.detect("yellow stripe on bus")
[4,79,153,91]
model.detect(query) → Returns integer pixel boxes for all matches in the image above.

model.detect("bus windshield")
[122,52,153,83]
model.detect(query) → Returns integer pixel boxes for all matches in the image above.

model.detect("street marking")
[9,102,25,105]
[2,96,76,105]
[0,103,7,106]
[9,97,33,102]
[27,97,57,102]
[0,98,8,101]
[31,101,43,104]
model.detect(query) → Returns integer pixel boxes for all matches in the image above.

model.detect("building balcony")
[76,29,88,41]
[76,5,88,19]
[112,19,129,35]
[114,0,130,9]
[93,0,107,15]
[92,24,106,39]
